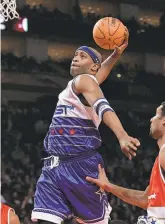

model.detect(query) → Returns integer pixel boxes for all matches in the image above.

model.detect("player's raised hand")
[119,134,140,160]
[113,27,129,56]
[86,164,109,190]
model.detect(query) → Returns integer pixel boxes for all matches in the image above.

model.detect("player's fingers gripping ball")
[93,17,126,50]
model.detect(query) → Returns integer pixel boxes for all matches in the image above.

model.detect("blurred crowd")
[1,102,47,223]
[2,53,164,83]
[1,99,157,224]
[1,53,57,74]
[5,3,165,52]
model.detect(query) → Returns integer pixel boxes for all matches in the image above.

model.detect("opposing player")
[32,29,140,224]
[86,102,165,224]
[1,203,20,224]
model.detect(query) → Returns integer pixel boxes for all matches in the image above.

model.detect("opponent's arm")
[96,27,129,85]
[74,75,140,159]
[160,144,165,171]
[105,184,149,210]
[86,164,149,209]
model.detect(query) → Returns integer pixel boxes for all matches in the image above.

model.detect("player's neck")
[157,133,165,149]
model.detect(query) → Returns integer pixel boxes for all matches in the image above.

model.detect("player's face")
[70,50,95,77]
[150,105,165,139]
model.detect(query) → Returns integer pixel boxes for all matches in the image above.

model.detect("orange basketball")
[93,17,126,50]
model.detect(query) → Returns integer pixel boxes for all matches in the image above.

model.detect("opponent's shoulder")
[1,203,11,211]
[74,74,98,93]
[9,210,20,224]
[159,144,165,170]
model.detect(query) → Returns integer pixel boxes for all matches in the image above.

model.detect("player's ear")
[92,63,101,72]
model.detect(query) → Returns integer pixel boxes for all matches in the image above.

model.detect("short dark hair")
[161,101,165,116]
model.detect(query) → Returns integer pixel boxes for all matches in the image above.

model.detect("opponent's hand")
[113,26,129,57]
[119,134,140,160]
[86,164,110,190]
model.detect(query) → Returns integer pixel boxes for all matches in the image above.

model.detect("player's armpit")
[159,144,165,171]
[9,211,20,224]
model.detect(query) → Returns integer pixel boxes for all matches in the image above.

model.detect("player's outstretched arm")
[9,210,20,224]
[74,75,140,160]
[96,27,129,85]
[86,164,149,210]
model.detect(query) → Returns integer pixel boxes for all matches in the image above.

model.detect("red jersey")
[0,203,15,224]
[147,152,165,219]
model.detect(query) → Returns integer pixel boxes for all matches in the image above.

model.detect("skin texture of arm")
[96,27,129,85]
[96,51,122,85]
[74,75,127,140]
[104,184,149,209]
[74,75,140,159]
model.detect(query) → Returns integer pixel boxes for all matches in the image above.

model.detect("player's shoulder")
[9,211,20,224]
[1,204,20,224]
[74,74,98,93]
[159,143,165,170]
[75,74,98,87]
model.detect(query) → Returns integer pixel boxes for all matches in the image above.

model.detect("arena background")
[1,0,165,223]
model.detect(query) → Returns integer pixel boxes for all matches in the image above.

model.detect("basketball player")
[1,203,20,224]
[86,102,165,224]
[32,29,140,224]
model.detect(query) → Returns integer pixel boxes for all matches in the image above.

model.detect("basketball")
[93,17,126,50]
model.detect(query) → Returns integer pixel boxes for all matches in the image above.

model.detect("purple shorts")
[32,150,111,223]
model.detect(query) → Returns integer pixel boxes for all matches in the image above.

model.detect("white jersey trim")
[31,211,64,224]
[8,208,15,224]
[50,125,97,130]
[32,207,67,218]
[48,143,94,147]
[49,135,101,141]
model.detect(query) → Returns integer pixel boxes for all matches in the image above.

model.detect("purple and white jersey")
[44,75,102,156]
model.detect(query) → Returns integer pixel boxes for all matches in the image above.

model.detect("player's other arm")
[96,27,129,85]
[160,144,165,171]
[74,75,140,160]
[86,164,149,209]
[9,210,20,224]
[74,75,127,141]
